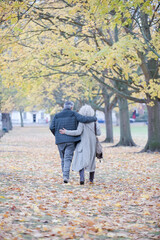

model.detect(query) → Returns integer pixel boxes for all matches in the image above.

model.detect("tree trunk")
[139,11,160,151]
[115,111,120,126]
[2,113,11,132]
[103,101,113,143]
[143,101,160,152]
[20,109,24,127]
[116,97,136,146]
[50,114,54,122]
[9,115,12,130]
[101,85,114,143]
[0,130,4,138]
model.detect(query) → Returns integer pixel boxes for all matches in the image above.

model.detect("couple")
[49,101,101,185]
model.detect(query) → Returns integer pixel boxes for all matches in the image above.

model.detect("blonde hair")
[79,104,95,117]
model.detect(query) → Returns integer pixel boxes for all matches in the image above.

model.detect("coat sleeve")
[49,116,55,135]
[74,111,97,123]
[65,123,84,136]
[96,122,101,136]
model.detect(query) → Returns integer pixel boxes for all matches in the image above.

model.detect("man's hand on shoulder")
[74,111,97,123]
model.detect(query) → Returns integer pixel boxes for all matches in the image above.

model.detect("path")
[0,126,159,239]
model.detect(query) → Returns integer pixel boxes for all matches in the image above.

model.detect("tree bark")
[9,115,12,130]
[103,99,113,143]
[116,97,136,146]
[2,113,11,132]
[143,100,160,152]
[20,108,24,127]
[101,85,114,143]
[0,130,4,138]
[115,111,120,126]
[139,11,160,151]
[50,114,54,122]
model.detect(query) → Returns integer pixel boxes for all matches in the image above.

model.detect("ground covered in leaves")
[0,126,160,240]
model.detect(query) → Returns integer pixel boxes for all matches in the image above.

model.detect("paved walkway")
[0,126,159,239]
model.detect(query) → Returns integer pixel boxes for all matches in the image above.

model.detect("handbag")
[94,123,103,160]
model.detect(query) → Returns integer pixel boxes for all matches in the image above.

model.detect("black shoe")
[80,181,84,185]
[64,179,68,183]
[89,172,94,183]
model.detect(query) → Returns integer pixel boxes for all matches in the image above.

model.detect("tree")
[28,0,158,151]
[1,0,160,151]
[0,0,38,131]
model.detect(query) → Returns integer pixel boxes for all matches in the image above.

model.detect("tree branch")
[89,70,146,103]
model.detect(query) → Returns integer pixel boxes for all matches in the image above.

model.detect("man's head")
[64,101,74,110]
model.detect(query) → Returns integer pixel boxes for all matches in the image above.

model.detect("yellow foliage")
[1,0,159,110]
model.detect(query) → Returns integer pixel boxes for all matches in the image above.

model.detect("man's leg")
[89,172,95,183]
[63,142,75,181]
[79,168,85,185]
[57,143,65,175]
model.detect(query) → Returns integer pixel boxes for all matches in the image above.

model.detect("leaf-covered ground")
[0,126,160,240]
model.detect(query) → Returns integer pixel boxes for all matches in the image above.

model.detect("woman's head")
[79,104,95,117]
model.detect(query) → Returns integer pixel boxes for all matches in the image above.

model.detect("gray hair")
[79,104,95,116]
[64,101,74,109]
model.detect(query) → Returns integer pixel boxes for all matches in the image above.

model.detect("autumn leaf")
[0,123,159,239]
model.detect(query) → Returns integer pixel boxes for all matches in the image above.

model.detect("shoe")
[80,181,84,185]
[89,172,94,183]
[89,181,94,184]
[63,178,68,183]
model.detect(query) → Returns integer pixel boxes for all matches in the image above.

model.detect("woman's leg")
[89,172,95,183]
[79,168,85,184]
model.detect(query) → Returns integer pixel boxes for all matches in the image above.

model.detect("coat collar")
[63,108,72,111]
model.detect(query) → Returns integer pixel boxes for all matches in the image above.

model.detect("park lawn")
[100,123,147,146]
[0,126,159,240]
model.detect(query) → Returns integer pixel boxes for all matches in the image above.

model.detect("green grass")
[114,123,147,138]
[131,124,147,137]
[100,123,148,144]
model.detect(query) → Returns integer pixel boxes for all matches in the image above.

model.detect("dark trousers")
[79,168,95,183]
[58,142,75,180]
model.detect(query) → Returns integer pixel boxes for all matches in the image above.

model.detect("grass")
[100,123,148,146]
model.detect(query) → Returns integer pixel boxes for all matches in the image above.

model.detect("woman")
[59,105,101,185]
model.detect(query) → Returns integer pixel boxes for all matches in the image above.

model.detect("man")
[50,101,97,183]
